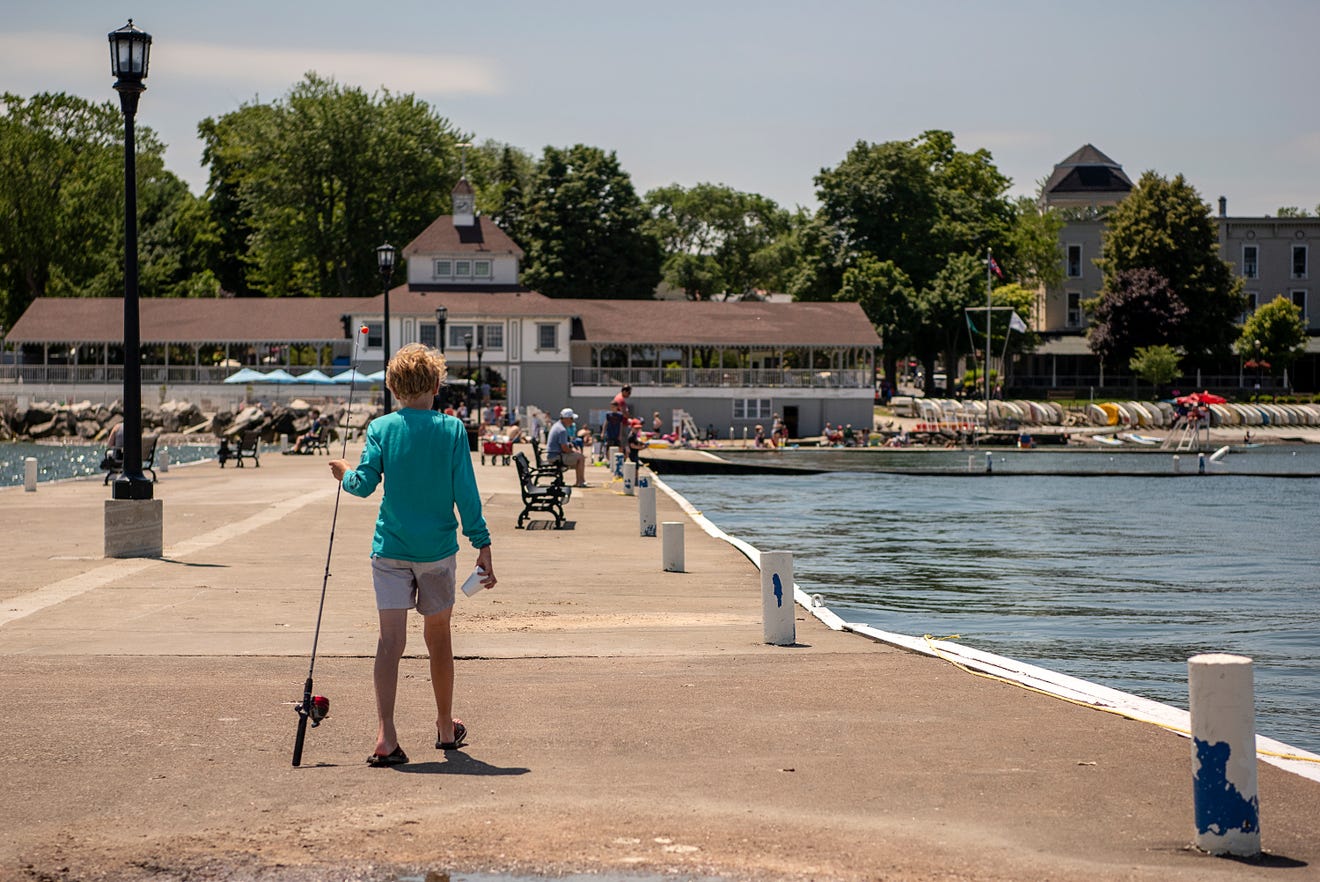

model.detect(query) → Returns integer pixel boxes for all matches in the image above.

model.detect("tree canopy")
[1098,171,1243,362]
[644,183,791,300]
[804,131,1016,393]
[199,73,465,298]
[0,91,206,326]
[1238,295,1307,376]
[520,144,662,299]
[1086,268,1189,367]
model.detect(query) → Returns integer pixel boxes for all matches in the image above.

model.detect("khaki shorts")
[371,555,457,615]
[551,449,584,468]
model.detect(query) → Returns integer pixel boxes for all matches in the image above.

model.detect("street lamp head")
[435,306,448,322]
[477,344,484,357]
[108,20,151,91]
[376,242,396,275]
[464,332,472,350]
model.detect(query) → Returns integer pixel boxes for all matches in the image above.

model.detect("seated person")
[753,424,770,448]
[101,421,126,471]
[546,407,589,487]
[288,409,327,453]
[504,419,523,444]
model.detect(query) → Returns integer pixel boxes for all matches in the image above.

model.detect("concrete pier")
[1,449,1317,881]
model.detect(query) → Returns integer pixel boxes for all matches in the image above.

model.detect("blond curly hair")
[385,343,448,400]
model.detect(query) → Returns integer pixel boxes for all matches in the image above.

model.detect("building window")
[449,325,473,351]
[733,398,773,420]
[1242,291,1258,323]
[456,260,471,277]
[1293,245,1308,279]
[537,323,558,350]
[474,260,491,278]
[1066,244,1083,278]
[433,259,451,278]
[419,324,437,348]
[1066,292,1083,328]
[481,324,504,349]
[1291,289,1308,321]
[365,322,383,349]
[1242,245,1259,279]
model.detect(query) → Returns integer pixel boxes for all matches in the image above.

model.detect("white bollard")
[24,457,38,492]
[1198,452,1207,475]
[1173,455,1181,473]
[661,521,684,572]
[158,446,169,473]
[622,461,636,496]
[637,476,656,537]
[1188,653,1260,857]
[759,550,795,646]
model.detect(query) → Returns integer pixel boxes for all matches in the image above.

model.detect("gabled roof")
[367,287,565,318]
[564,300,881,347]
[1043,144,1133,196]
[403,215,524,259]
[6,297,374,344]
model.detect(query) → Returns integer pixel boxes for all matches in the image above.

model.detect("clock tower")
[452,178,475,228]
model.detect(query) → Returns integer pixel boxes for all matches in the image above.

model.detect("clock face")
[455,196,473,213]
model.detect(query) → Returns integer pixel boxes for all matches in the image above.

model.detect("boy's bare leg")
[424,608,457,743]
[373,609,409,755]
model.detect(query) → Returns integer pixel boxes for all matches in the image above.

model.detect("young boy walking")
[329,343,496,767]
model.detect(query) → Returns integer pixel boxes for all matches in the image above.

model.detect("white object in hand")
[461,567,486,597]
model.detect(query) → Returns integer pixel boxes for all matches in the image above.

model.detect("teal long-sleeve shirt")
[340,408,490,561]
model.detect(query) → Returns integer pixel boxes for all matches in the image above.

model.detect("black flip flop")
[436,721,467,750]
[366,745,408,767]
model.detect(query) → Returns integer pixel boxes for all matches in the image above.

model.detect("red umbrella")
[1175,391,1227,405]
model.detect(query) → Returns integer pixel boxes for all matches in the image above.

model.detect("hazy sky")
[6,0,1318,216]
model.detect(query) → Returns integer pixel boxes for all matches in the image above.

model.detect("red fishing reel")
[298,694,330,727]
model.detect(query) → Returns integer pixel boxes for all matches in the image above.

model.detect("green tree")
[521,144,662,299]
[0,92,205,325]
[1238,295,1307,379]
[837,255,916,385]
[199,73,465,298]
[1099,171,1244,362]
[810,131,1014,392]
[1005,196,1064,292]
[1128,344,1182,396]
[644,183,791,300]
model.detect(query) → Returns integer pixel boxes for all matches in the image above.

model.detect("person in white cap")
[546,407,588,487]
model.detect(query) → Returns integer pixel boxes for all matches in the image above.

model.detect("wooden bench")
[303,423,333,455]
[513,452,568,529]
[102,434,159,485]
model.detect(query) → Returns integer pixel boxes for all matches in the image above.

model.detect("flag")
[988,256,1005,279]
[1008,312,1028,334]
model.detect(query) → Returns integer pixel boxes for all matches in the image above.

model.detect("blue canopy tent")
[331,368,373,384]
[294,369,335,384]
[257,369,299,384]
[223,367,267,384]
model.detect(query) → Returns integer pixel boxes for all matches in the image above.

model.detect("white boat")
[1092,434,1125,447]
[1118,433,1160,446]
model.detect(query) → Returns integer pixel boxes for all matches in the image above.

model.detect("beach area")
[2,447,1319,882]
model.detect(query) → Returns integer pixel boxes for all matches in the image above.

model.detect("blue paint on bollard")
[772,573,783,607]
[642,525,656,537]
[1193,738,1259,836]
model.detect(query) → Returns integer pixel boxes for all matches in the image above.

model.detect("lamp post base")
[104,498,163,559]
[111,475,154,500]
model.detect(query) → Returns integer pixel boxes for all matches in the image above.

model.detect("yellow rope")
[919,635,1318,765]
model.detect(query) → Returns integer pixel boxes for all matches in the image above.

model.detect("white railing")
[571,367,871,389]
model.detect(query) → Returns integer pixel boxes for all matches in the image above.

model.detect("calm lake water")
[663,445,1320,755]
[0,441,215,486]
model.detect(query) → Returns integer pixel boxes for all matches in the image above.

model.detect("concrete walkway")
[1,445,1317,881]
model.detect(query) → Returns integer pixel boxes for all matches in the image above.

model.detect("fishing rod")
[292,323,370,767]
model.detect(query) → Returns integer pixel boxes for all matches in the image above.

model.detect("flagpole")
[985,248,993,428]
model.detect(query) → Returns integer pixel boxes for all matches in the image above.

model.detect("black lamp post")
[108,20,153,501]
[476,342,485,409]
[1254,338,1263,399]
[463,332,473,413]
[376,243,396,412]
[434,306,448,355]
